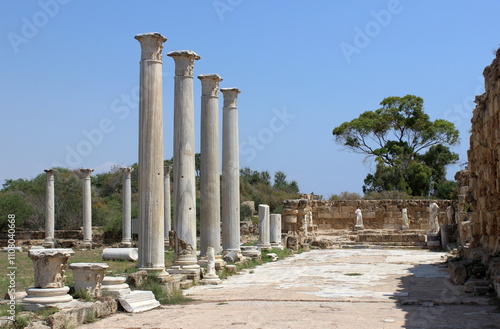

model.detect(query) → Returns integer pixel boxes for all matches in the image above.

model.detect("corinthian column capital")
[198,74,223,97]
[167,50,201,77]
[221,88,241,108]
[135,33,167,61]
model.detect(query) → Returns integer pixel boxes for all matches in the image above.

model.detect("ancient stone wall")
[465,48,500,252]
[282,198,451,233]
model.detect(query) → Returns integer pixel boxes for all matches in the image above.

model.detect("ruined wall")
[465,48,500,251]
[282,199,451,232]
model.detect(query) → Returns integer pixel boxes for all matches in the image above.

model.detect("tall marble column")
[80,168,94,248]
[135,33,168,277]
[43,169,56,248]
[258,204,271,250]
[164,165,172,245]
[221,88,241,253]
[199,74,223,257]
[121,167,133,247]
[168,50,201,275]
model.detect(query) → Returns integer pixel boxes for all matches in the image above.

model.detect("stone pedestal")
[258,204,271,250]
[135,32,169,278]
[270,214,283,249]
[68,263,109,298]
[23,248,74,310]
[121,167,134,247]
[199,74,223,257]
[43,169,56,248]
[164,165,172,245]
[199,247,222,285]
[81,169,94,248]
[101,276,131,298]
[168,50,200,276]
[427,232,441,250]
[221,88,242,253]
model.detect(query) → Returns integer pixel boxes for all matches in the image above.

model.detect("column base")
[137,267,173,282]
[23,286,73,311]
[270,243,284,250]
[42,240,55,248]
[80,241,93,249]
[257,244,272,251]
[168,264,201,282]
[120,239,132,248]
[199,273,222,285]
[354,225,364,231]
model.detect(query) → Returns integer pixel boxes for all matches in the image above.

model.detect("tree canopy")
[332,95,459,197]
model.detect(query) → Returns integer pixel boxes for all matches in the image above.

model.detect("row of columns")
[42,33,243,281]
[136,32,241,278]
[43,168,95,249]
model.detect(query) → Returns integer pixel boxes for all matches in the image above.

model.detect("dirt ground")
[80,249,500,329]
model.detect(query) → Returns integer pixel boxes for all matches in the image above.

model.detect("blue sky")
[1,1,499,197]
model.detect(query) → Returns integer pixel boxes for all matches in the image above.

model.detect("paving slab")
[80,249,500,329]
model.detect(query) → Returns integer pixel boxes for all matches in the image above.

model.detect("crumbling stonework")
[465,48,500,252]
[282,199,451,233]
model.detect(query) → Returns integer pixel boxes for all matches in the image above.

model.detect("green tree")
[332,95,459,197]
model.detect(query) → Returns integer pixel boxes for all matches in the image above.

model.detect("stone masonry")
[283,199,451,233]
[464,48,500,252]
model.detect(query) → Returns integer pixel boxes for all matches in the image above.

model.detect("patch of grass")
[0,313,32,329]
[136,273,194,305]
[84,309,98,323]
[344,273,362,276]
[72,289,95,302]
[34,306,59,319]
[161,290,195,305]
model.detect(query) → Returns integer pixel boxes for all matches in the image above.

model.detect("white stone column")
[168,50,200,273]
[80,168,94,248]
[270,214,283,249]
[199,74,223,257]
[121,167,133,247]
[43,169,56,248]
[135,33,168,277]
[221,88,241,253]
[258,204,271,250]
[164,165,172,244]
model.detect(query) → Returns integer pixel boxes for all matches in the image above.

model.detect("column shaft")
[81,169,94,247]
[221,88,241,252]
[169,50,200,267]
[121,167,133,247]
[270,213,282,247]
[258,204,271,249]
[164,166,172,243]
[44,170,55,248]
[135,32,167,273]
[199,74,223,256]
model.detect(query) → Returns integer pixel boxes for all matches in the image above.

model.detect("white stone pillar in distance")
[270,213,283,249]
[258,204,271,249]
[43,169,56,248]
[121,167,133,247]
[199,74,223,257]
[221,88,241,253]
[81,168,94,248]
[164,165,172,244]
[135,32,168,276]
[168,50,200,270]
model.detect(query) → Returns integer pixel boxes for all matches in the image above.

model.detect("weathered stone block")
[448,260,473,285]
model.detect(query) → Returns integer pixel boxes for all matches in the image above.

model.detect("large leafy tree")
[332,95,459,197]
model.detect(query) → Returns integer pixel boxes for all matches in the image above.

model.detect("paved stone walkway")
[81,249,500,329]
